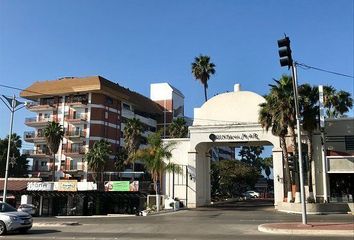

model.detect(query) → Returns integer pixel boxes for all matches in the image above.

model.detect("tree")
[168,117,188,138]
[114,147,127,172]
[134,131,178,210]
[191,55,216,102]
[238,146,264,173]
[0,134,29,177]
[323,86,353,118]
[262,157,273,180]
[268,76,301,195]
[85,139,111,183]
[44,121,64,181]
[299,84,319,197]
[123,118,143,169]
[259,92,293,201]
[216,160,259,198]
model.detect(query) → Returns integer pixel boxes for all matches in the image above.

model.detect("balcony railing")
[65,130,86,138]
[25,117,53,126]
[26,101,55,111]
[23,148,51,156]
[24,131,45,142]
[64,113,88,122]
[62,145,86,155]
[62,161,85,172]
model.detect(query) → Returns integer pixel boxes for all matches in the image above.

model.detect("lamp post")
[0,95,26,203]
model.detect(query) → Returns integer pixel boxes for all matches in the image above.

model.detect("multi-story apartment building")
[21,76,184,182]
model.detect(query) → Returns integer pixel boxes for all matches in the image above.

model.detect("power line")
[296,62,354,79]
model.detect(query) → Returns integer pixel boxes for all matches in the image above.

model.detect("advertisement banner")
[104,181,139,192]
[57,180,78,192]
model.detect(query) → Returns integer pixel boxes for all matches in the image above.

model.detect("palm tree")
[323,86,353,118]
[191,55,216,102]
[85,139,111,184]
[259,92,293,201]
[135,131,178,211]
[299,84,319,199]
[44,121,64,181]
[268,76,301,195]
[123,118,144,170]
[168,118,188,138]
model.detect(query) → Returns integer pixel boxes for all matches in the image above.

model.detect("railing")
[64,113,87,121]
[24,131,45,141]
[26,101,55,110]
[25,117,53,124]
[62,145,86,154]
[65,130,86,138]
[22,149,51,155]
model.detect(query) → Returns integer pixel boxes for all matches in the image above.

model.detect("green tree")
[44,121,64,181]
[168,117,188,138]
[299,84,319,197]
[268,76,301,194]
[191,55,216,102]
[259,92,293,201]
[124,118,143,169]
[135,131,178,211]
[238,146,264,173]
[262,156,273,180]
[217,160,259,198]
[85,139,111,183]
[323,86,353,118]
[114,147,127,172]
[0,134,29,177]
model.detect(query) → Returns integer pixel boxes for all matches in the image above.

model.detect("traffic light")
[277,36,293,67]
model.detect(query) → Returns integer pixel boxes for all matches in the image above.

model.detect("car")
[0,202,32,235]
[243,190,260,199]
[17,204,37,215]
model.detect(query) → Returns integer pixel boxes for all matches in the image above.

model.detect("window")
[106,97,113,105]
[122,103,130,110]
[345,135,354,150]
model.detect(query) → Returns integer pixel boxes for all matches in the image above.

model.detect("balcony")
[23,148,51,158]
[64,130,86,141]
[23,131,46,143]
[26,102,55,112]
[66,96,88,107]
[64,113,88,124]
[62,161,85,173]
[62,145,86,157]
[25,117,53,127]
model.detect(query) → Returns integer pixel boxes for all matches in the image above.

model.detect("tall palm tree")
[134,131,178,211]
[191,55,216,102]
[123,118,144,169]
[259,92,293,201]
[268,76,301,195]
[44,121,64,181]
[299,84,319,198]
[168,117,188,138]
[85,139,111,184]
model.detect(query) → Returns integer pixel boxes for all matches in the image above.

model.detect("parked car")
[0,202,32,235]
[243,190,260,199]
[17,204,37,215]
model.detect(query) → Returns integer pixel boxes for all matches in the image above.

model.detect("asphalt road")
[2,199,353,240]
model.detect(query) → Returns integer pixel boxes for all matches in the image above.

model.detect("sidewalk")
[258,222,354,236]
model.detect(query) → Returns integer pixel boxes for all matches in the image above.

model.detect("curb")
[258,223,354,237]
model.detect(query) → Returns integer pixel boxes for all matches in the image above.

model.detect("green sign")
[104,181,130,191]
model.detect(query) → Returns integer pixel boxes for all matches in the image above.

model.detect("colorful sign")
[104,181,139,192]
[57,180,78,192]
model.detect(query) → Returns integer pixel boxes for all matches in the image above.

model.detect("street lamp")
[0,95,26,203]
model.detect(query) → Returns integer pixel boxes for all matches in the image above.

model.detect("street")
[2,200,353,240]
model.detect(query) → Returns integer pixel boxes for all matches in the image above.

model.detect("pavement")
[258,222,354,236]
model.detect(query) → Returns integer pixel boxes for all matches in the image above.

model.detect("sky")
[0,0,353,151]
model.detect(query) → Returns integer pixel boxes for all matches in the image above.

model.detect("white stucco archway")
[164,85,284,208]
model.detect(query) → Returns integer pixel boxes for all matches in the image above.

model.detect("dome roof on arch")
[193,90,266,126]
